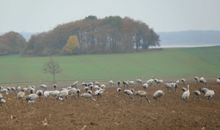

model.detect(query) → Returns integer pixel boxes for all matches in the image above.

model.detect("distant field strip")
[0,46,220,83]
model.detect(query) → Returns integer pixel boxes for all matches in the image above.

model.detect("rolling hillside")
[0,46,219,83]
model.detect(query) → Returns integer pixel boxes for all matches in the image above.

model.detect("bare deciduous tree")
[43,57,62,83]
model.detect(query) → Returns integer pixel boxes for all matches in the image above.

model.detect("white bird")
[93,85,100,90]
[0,98,6,105]
[200,87,209,94]
[22,87,28,92]
[181,78,186,84]
[59,89,69,98]
[124,89,134,96]
[84,86,89,91]
[26,94,39,103]
[80,92,96,101]
[199,77,207,84]
[136,79,143,84]
[11,87,16,92]
[94,89,104,96]
[27,87,35,94]
[181,85,190,101]
[49,90,60,97]
[142,83,149,89]
[153,90,165,100]
[116,88,121,92]
[123,81,129,88]
[175,80,180,84]
[0,93,6,105]
[134,90,150,103]
[146,79,155,86]
[68,88,80,96]
[94,81,100,85]
[17,91,26,99]
[16,86,22,92]
[165,82,178,92]
[44,91,51,98]
[154,79,163,84]
[181,87,187,92]
[57,96,64,101]
[0,93,3,99]
[40,84,47,90]
[36,90,44,96]
[72,81,79,88]
[216,77,220,84]
[80,93,93,98]
[87,90,93,94]
[109,80,114,86]
[204,89,215,100]
[134,90,147,97]
[100,84,106,89]
[193,90,201,97]
[194,76,199,83]
[128,80,135,85]
[0,88,9,95]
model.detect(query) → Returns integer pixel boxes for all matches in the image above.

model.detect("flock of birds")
[0,76,219,105]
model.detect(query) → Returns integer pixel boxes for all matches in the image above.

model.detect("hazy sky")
[0,0,219,33]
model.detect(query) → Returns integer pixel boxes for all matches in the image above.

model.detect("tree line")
[0,16,160,56]
[0,32,26,55]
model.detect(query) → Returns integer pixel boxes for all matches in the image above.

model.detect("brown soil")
[0,82,220,130]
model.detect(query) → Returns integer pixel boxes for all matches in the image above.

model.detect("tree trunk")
[53,74,56,83]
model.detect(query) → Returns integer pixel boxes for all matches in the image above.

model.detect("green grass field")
[0,46,220,83]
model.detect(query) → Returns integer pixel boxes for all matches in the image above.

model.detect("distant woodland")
[0,16,160,56]
[0,32,26,55]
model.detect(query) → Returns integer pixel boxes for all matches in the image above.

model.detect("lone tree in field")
[43,57,62,83]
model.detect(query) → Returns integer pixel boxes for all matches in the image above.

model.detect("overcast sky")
[0,0,219,33]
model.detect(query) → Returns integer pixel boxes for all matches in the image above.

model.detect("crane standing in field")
[153,90,165,100]
[181,84,190,102]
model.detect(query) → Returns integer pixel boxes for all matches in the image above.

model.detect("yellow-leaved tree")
[63,35,80,54]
